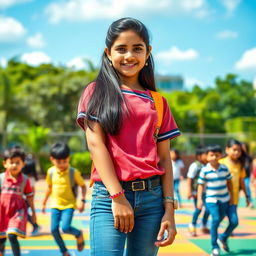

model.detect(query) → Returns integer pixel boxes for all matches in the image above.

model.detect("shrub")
[70,151,92,175]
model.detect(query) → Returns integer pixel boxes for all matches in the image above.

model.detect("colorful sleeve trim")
[76,112,99,130]
[157,128,181,142]
[25,192,34,197]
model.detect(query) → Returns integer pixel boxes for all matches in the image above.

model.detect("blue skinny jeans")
[219,204,239,242]
[206,201,229,249]
[90,181,165,256]
[51,208,81,253]
[192,193,210,227]
[174,179,182,205]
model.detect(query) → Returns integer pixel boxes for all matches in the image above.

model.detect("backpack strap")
[49,167,54,183]
[89,163,94,188]
[150,90,164,141]
[0,173,5,192]
[69,167,75,188]
[69,167,77,197]
[20,174,28,195]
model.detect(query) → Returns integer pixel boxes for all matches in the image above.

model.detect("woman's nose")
[124,51,134,59]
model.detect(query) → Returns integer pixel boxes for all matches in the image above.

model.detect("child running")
[197,145,233,256]
[170,149,184,207]
[77,17,180,256]
[218,139,250,252]
[0,147,36,256]
[187,145,209,236]
[42,142,86,256]
[22,154,41,236]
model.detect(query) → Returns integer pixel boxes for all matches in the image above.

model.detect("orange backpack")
[89,90,164,187]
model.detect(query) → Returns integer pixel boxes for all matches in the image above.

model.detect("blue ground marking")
[4,249,90,256]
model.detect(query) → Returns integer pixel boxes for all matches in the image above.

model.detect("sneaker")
[76,230,84,251]
[31,226,41,236]
[217,237,230,252]
[201,226,210,234]
[188,223,197,237]
[62,252,71,256]
[211,248,220,256]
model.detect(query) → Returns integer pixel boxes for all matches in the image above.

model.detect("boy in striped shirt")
[197,145,233,256]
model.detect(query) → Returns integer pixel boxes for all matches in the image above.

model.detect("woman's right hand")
[112,194,134,233]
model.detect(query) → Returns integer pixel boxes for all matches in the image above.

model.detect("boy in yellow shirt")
[42,142,86,256]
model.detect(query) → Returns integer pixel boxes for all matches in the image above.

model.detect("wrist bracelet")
[163,196,178,210]
[109,189,125,199]
[164,196,175,200]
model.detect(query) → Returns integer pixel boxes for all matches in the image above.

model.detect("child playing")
[42,142,86,256]
[77,17,180,256]
[187,145,209,236]
[22,154,41,236]
[170,149,184,207]
[218,139,250,252]
[197,145,233,256]
[0,147,36,256]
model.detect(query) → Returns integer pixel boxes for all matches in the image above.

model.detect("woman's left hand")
[154,212,177,247]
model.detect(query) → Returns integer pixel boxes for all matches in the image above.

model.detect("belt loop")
[148,178,152,191]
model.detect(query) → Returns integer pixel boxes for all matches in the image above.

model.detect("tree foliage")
[0,59,255,144]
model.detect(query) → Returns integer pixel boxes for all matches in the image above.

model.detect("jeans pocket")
[148,185,163,198]
[93,184,110,199]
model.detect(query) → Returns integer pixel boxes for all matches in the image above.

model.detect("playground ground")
[4,179,256,256]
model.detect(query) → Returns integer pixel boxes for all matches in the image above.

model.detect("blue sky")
[0,0,256,89]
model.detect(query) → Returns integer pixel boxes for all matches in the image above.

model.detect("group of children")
[0,143,87,256]
[185,139,253,256]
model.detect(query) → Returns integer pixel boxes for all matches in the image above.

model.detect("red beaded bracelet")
[109,189,125,199]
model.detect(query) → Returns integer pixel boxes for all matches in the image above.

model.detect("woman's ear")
[105,47,112,62]
[146,45,152,59]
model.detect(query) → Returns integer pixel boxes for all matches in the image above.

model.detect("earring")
[145,62,148,66]
[109,60,112,66]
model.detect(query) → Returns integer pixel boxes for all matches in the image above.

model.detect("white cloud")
[0,16,26,42]
[45,0,208,23]
[0,57,7,67]
[0,0,32,9]
[235,48,256,71]
[67,57,87,70]
[27,33,45,48]
[253,78,256,90]
[156,46,199,63]
[216,30,238,39]
[185,77,204,88]
[21,51,51,66]
[219,0,241,15]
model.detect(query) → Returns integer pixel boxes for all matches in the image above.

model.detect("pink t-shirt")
[77,82,181,181]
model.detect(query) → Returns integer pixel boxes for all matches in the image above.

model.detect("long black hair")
[86,17,156,135]
[226,138,246,167]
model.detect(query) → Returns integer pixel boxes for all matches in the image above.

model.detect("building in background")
[156,75,184,91]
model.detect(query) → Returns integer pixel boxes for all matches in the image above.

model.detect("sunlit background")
[1,0,256,89]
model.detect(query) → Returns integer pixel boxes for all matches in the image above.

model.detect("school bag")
[49,167,78,197]
[89,90,164,187]
[0,172,28,195]
[191,161,203,192]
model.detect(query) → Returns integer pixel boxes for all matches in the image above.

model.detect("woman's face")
[226,144,242,160]
[105,30,151,84]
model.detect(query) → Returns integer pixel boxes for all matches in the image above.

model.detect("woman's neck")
[227,156,239,164]
[120,76,145,91]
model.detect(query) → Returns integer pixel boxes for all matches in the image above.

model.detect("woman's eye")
[134,47,143,52]
[116,47,126,53]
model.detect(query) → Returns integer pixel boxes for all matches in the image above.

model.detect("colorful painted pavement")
[5,179,256,256]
